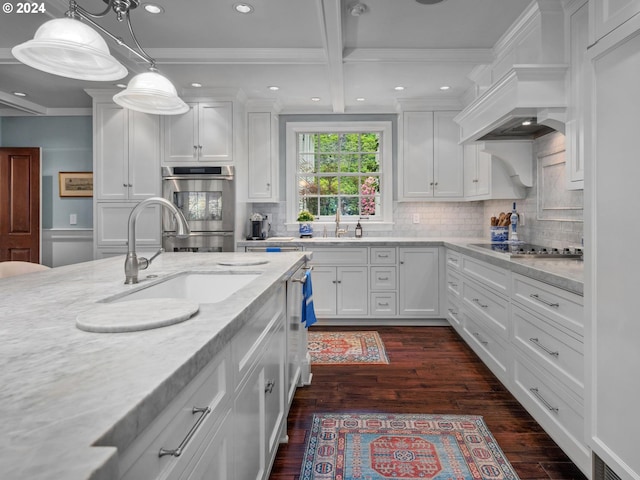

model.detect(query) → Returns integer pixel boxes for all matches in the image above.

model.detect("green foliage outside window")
[297,132,381,218]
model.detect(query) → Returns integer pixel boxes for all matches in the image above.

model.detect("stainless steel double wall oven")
[162,166,235,252]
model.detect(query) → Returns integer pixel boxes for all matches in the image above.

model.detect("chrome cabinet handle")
[472,298,488,308]
[193,145,197,156]
[378,276,389,281]
[377,254,389,258]
[378,302,389,306]
[448,282,458,287]
[158,406,211,457]
[529,337,559,357]
[529,387,559,413]
[529,294,559,308]
[198,145,203,152]
[472,332,488,345]
[265,379,275,394]
[448,308,458,316]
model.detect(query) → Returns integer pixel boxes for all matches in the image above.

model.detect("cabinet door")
[128,110,161,199]
[337,266,368,316]
[433,111,464,198]
[400,111,435,198]
[95,103,128,200]
[398,247,439,316]
[199,102,233,162]
[233,366,264,480]
[163,103,198,163]
[591,0,640,41]
[310,266,338,316]
[95,202,161,248]
[248,112,277,200]
[263,320,286,464]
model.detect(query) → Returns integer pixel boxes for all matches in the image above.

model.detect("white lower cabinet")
[118,283,292,480]
[312,265,369,316]
[444,249,588,477]
[398,247,440,316]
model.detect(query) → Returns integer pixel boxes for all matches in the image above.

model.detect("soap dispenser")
[355,219,363,238]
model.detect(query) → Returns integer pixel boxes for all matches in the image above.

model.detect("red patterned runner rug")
[308,331,390,365]
[300,413,520,480]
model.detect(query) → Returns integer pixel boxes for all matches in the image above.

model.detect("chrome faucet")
[335,209,349,238]
[124,197,190,284]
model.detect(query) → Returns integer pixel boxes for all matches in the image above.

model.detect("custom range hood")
[453,1,568,188]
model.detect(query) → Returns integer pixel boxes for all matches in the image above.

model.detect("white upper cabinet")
[399,111,463,200]
[94,103,160,201]
[590,0,640,42]
[247,111,279,201]
[463,144,526,199]
[163,101,233,164]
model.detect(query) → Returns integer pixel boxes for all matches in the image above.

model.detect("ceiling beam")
[316,0,345,113]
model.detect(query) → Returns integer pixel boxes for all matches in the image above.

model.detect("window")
[286,121,392,226]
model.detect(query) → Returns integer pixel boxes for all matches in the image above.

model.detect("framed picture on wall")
[59,172,93,197]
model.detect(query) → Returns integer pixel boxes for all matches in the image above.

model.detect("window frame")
[285,121,393,230]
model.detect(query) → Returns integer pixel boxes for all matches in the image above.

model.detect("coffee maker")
[247,213,270,240]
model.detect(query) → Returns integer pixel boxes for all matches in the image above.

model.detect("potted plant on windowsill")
[297,210,315,238]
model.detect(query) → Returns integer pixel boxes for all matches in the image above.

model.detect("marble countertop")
[238,236,584,295]
[0,252,308,480]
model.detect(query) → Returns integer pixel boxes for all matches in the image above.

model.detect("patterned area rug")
[308,331,389,365]
[300,413,521,480]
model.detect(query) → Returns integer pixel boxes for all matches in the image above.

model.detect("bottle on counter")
[509,202,519,243]
[355,219,363,238]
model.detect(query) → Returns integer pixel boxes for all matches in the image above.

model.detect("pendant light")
[11,0,188,115]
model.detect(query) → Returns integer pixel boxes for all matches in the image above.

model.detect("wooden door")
[0,148,40,262]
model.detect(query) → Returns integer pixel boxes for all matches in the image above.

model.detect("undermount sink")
[75,272,261,333]
[112,271,261,304]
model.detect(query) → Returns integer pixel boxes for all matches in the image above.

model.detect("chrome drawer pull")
[472,332,488,345]
[448,308,458,316]
[378,276,389,281]
[472,298,488,308]
[265,379,275,394]
[529,387,559,413]
[448,282,458,287]
[377,254,389,258]
[159,406,211,457]
[378,302,389,306]
[529,294,559,308]
[529,337,559,357]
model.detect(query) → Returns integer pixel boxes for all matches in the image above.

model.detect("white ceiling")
[0,0,533,115]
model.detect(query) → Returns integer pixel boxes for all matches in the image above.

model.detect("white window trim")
[285,121,394,232]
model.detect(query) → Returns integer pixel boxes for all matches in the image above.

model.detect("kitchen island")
[0,251,309,480]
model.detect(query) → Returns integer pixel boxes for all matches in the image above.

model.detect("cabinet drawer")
[370,292,397,316]
[463,312,509,383]
[309,247,368,265]
[512,305,584,399]
[446,249,461,271]
[119,346,231,480]
[232,286,285,383]
[370,247,396,264]
[461,255,509,295]
[446,294,462,330]
[370,266,397,290]
[511,273,583,336]
[462,278,509,340]
[446,268,461,297]
[512,355,585,459]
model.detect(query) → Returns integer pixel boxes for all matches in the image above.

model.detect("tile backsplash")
[252,132,583,246]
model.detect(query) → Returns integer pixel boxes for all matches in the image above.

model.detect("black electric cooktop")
[470,243,583,259]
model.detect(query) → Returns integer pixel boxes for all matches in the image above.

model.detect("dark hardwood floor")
[269,325,588,480]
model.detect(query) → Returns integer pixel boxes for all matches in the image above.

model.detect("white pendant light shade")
[113,71,189,115]
[11,18,127,81]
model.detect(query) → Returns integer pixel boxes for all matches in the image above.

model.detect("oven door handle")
[163,231,234,237]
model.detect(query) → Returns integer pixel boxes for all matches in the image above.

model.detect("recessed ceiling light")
[143,3,164,14]
[115,83,127,89]
[268,86,280,91]
[439,85,450,91]
[356,97,365,102]
[191,82,202,88]
[394,86,405,91]
[234,3,254,13]
[311,97,321,102]
[522,120,532,126]
[13,91,27,97]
